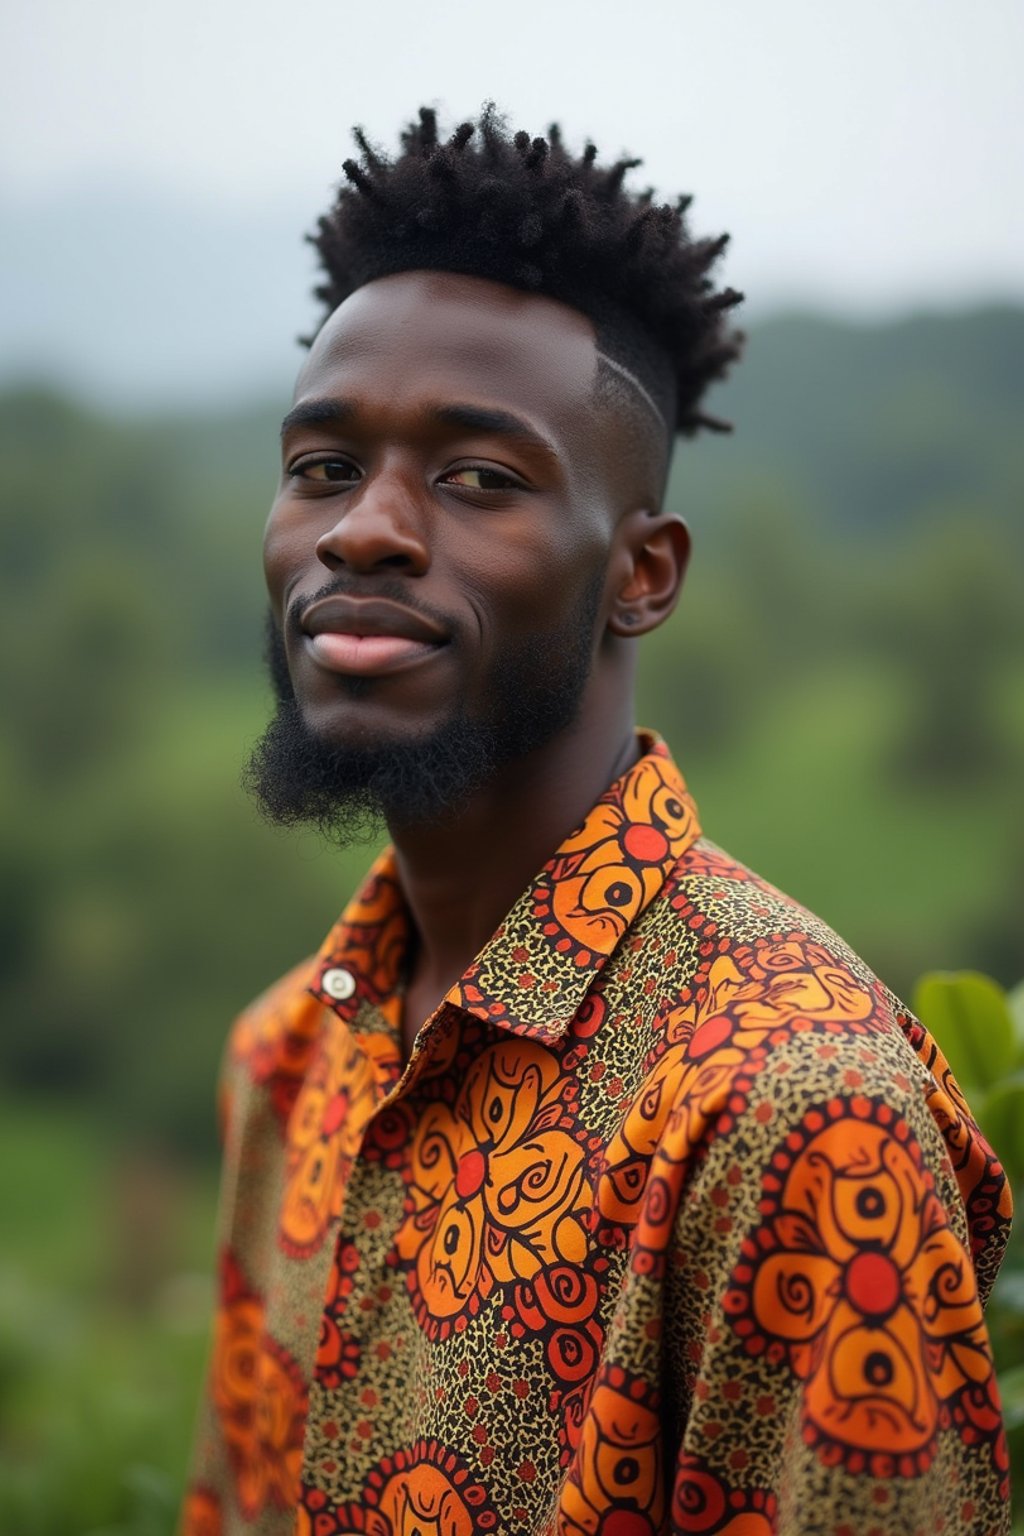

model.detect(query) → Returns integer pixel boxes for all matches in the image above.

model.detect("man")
[183,107,1012,1535]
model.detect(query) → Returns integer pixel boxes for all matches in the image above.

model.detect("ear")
[606,510,691,638]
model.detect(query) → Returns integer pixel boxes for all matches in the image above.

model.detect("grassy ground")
[0,1100,218,1536]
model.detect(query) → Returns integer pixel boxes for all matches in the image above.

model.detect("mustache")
[284,577,460,645]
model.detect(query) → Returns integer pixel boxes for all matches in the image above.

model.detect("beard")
[242,572,605,846]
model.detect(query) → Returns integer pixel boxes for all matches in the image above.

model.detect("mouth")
[299,594,450,678]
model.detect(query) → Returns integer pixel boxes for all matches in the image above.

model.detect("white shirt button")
[322,967,356,1001]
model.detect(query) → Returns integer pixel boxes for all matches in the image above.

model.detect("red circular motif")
[844,1250,901,1320]
[321,1092,348,1137]
[600,1513,655,1536]
[454,1148,487,1199]
[623,823,669,864]
[688,1014,732,1059]
[532,1264,599,1325]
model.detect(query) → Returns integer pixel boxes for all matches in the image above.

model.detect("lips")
[300,595,449,677]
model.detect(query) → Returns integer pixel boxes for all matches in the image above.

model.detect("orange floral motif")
[280,1015,379,1257]
[183,736,1014,1534]
[370,1451,490,1535]
[725,1098,996,1477]
[559,1366,664,1536]
[672,936,876,1047]
[300,1439,498,1535]
[211,1251,307,1520]
[394,1041,590,1337]
[598,935,875,1228]
[544,754,698,955]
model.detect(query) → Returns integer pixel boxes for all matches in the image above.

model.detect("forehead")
[295,270,601,437]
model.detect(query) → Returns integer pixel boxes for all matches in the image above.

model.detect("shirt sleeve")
[181,965,322,1536]
[661,1018,1012,1536]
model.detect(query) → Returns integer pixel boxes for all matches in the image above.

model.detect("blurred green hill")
[2,303,1023,1536]
[1,304,1022,1157]
[676,304,1024,536]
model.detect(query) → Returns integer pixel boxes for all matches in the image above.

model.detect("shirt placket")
[296,999,468,1500]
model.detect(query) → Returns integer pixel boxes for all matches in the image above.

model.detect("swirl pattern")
[297,1438,498,1536]
[279,1017,379,1257]
[724,1097,997,1478]
[208,1252,307,1520]
[183,734,1011,1536]
[393,1041,590,1338]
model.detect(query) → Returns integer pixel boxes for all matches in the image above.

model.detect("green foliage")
[0,1099,217,1536]
[913,971,1024,1185]
[913,970,1019,1093]
[912,970,1024,1519]
[1,306,1021,1527]
[2,309,1024,1157]
[674,305,1024,539]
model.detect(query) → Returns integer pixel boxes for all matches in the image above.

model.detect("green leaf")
[912,971,1016,1092]
[1007,981,1024,1060]
[991,1266,1024,1321]
[998,1363,1024,1431]
[978,1073,1024,1188]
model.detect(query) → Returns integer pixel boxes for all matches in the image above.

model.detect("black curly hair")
[307,104,744,444]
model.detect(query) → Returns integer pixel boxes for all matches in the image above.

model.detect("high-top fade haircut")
[307,103,745,479]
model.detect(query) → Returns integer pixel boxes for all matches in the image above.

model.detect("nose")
[315,475,430,576]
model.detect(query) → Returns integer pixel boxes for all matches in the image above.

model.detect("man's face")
[253,269,624,836]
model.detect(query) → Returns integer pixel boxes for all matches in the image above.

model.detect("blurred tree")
[1,306,1022,1160]
[870,514,1023,785]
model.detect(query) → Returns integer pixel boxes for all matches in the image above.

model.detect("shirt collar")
[308,732,701,1044]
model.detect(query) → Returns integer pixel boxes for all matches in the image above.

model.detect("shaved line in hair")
[596,350,666,430]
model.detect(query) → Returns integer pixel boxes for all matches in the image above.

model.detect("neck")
[390,686,639,1012]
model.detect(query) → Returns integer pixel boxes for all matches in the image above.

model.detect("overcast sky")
[2,0,1022,404]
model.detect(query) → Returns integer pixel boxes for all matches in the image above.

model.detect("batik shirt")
[183,734,1012,1536]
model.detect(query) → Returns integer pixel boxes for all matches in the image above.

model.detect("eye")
[290,457,362,485]
[441,466,524,492]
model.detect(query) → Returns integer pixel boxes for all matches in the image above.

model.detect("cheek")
[453,519,607,640]
[262,501,314,613]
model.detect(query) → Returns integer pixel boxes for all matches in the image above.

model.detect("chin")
[243,686,499,841]
[299,692,460,755]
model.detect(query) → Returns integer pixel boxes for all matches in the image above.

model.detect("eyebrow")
[279,399,355,438]
[279,397,556,456]
[430,403,556,454]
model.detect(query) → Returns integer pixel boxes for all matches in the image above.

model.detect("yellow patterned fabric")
[183,734,1012,1536]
